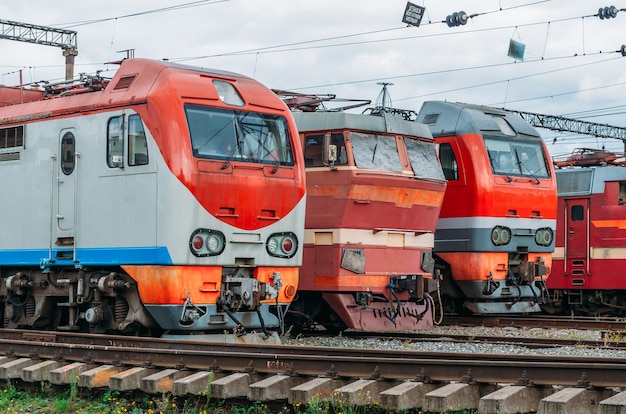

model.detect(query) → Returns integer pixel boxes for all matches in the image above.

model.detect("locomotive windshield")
[351,132,445,180]
[404,137,446,180]
[485,136,549,179]
[352,132,403,172]
[185,104,294,165]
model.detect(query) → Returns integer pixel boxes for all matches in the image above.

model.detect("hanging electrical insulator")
[446,11,469,27]
[598,5,619,19]
[621,44,626,56]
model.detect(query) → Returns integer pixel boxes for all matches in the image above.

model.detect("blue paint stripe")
[0,247,173,267]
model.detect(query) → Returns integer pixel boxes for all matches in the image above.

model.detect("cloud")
[2,0,625,155]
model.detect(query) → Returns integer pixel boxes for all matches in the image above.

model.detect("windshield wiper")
[222,115,244,169]
[514,149,540,184]
[489,152,512,182]
[221,144,239,170]
[371,135,379,163]
[270,158,280,174]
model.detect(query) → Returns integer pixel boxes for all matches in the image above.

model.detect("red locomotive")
[546,149,626,315]
[278,91,447,331]
[417,102,558,315]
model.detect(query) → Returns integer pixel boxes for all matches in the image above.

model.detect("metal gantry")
[502,108,626,156]
[0,19,78,80]
[505,108,626,141]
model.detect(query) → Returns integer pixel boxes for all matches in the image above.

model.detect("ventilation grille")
[422,113,440,125]
[0,152,20,162]
[113,75,137,90]
[0,125,24,149]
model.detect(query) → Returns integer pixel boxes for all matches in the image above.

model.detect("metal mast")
[0,19,78,80]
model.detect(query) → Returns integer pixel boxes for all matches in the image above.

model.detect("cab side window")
[332,134,348,165]
[128,115,149,166]
[438,142,458,180]
[304,133,348,167]
[107,117,123,168]
[107,114,149,168]
[304,134,324,167]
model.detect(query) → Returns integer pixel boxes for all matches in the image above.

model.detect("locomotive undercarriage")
[0,267,160,335]
[172,267,286,337]
[287,275,435,332]
[0,266,288,338]
[544,289,626,317]
[436,252,550,315]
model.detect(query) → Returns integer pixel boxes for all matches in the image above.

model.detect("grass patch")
[0,380,486,413]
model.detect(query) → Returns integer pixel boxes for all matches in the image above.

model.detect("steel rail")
[0,329,625,388]
[441,315,626,331]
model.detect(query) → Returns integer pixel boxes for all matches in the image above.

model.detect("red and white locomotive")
[0,58,306,339]
[547,149,626,315]
[416,102,557,314]
[278,92,447,331]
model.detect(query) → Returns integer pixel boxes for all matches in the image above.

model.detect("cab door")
[564,198,590,283]
[56,129,78,238]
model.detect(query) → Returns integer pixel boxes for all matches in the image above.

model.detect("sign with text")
[402,2,425,27]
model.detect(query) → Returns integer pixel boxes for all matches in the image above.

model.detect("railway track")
[1,329,626,413]
[441,314,626,331]
[338,329,625,350]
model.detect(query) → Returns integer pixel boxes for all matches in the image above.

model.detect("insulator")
[457,11,469,25]
[446,11,469,27]
[621,44,626,56]
[598,5,618,19]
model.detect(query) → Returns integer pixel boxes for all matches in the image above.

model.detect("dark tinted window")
[438,143,458,180]
[571,205,584,221]
[61,132,75,175]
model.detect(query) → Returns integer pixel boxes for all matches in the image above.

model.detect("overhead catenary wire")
[3,1,625,148]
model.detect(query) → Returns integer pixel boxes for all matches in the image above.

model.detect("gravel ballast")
[283,325,626,358]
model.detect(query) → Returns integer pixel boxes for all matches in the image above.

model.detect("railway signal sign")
[402,2,425,27]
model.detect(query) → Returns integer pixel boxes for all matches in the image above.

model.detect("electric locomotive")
[416,101,557,314]
[278,92,447,331]
[0,59,306,339]
[547,149,626,316]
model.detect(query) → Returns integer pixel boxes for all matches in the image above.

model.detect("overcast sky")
[2,0,625,158]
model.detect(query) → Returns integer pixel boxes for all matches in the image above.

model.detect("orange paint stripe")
[123,265,299,305]
[592,220,626,229]
[309,184,444,208]
[435,252,552,281]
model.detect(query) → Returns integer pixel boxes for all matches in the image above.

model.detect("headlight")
[535,227,553,246]
[266,232,298,258]
[491,226,511,246]
[267,238,279,254]
[189,229,226,257]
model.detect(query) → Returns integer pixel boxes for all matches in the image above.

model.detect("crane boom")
[0,19,78,80]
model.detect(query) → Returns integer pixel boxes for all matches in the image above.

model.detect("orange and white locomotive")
[416,102,557,314]
[0,59,306,338]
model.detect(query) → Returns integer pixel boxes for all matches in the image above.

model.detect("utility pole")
[0,19,78,80]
